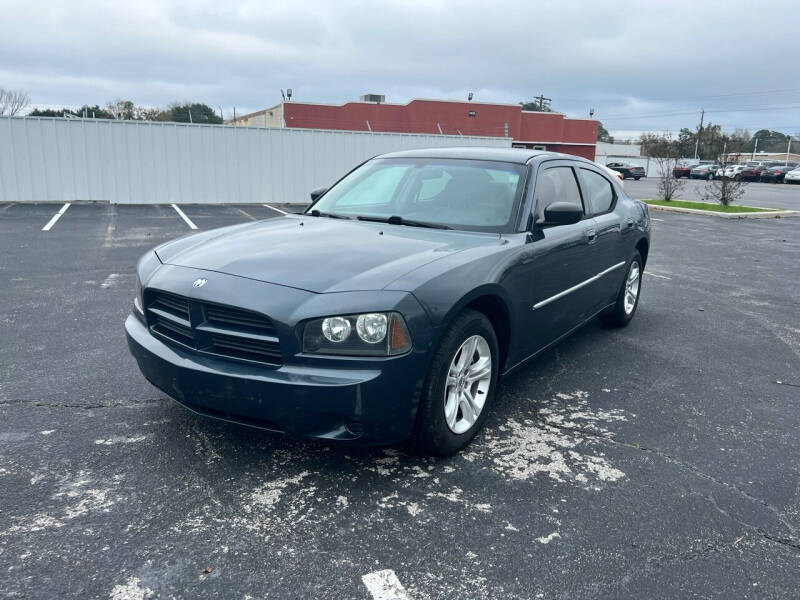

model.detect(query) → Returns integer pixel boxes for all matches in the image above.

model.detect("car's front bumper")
[126,314,428,444]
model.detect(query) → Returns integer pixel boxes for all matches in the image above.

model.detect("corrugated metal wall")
[0,117,511,204]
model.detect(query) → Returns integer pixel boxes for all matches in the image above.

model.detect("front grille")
[144,290,282,367]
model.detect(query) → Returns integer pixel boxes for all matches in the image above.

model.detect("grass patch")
[644,199,774,213]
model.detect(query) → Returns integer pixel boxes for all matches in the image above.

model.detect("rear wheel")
[634,176,641,180]
[600,251,642,328]
[411,309,498,456]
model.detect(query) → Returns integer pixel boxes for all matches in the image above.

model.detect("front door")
[522,162,599,354]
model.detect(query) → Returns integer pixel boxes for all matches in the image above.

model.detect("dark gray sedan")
[126,148,651,455]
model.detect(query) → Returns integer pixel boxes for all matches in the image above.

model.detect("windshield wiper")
[356,215,452,230]
[308,209,351,219]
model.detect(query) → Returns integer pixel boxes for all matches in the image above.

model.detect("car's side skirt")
[501,301,617,378]
[532,261,626,310]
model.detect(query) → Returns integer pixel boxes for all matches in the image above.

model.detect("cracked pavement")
[1,203,798,598]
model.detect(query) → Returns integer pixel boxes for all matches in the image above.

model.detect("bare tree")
[697,132,749,206]
[640,133,685,201]
[700,177,747,206]
[0,88,30,116]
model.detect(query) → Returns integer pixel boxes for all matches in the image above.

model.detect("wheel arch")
[438,286,514,373]
[635,236,649,268]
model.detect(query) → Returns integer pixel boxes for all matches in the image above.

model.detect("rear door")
[523,161,599,353]
[577,165,627,310]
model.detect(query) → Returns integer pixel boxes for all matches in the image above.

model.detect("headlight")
[134,274,144,316]
[303,312,411,356]
[134,251,161,319]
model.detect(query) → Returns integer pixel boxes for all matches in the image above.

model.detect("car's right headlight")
[302,312,412,356]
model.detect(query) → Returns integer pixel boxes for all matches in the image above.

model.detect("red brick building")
[232,98,599,160]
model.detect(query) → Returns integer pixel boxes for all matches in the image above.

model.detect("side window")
[579,169,615,214]
[534,166,584,223]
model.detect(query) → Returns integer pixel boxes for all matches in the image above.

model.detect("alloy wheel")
[624,262,641,315]
[443,335,492,434]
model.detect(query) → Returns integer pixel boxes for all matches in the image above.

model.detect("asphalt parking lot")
[1,202,798,599]
[624,177,800,211]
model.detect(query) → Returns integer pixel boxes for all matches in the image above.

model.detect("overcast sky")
[1,0,798,139]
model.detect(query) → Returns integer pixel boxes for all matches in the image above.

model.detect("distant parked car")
[690,164,721,180]
[739,162,776,181]
[784,167,800,184]
[672,163,694,178]
[598,163,625,187]
[606,162,645,180]
[760,164,799,183]
[724,165,747,179]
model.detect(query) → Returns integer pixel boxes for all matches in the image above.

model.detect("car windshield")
[309,158,527,232]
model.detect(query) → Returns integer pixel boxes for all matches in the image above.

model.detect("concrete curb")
[646,204,800,219]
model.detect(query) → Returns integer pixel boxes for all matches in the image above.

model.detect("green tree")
[597,122,614,143]
[165,102,222,124]
[751,129,788,153]
[519,98,553,112]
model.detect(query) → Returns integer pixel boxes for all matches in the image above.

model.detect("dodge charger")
[126,148,651,455]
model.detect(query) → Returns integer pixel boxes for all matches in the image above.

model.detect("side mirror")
[310,186,328,202]
[543,202,583,226]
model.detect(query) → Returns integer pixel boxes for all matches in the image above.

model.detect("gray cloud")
[1,0,798,137]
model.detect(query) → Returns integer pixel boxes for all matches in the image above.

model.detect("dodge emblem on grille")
[192,278,208,288]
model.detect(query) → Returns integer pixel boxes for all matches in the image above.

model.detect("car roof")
[374,146,584,165]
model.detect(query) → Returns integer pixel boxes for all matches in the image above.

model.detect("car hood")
[155,215,502,293]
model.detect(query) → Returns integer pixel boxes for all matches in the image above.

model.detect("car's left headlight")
[302,312,412,356]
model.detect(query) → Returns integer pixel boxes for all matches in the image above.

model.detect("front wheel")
[600,251,643,328]
[411,309,498,456]
[634,176,641,180]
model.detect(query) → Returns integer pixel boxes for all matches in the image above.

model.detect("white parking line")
[362,570,412,600]
[171,203,198,229]
[1,203,14,212]
[651,218,665,222]
[646,272,672,280]
[263,203,289,215]
[41,203,71,231]
[235,207,257,221]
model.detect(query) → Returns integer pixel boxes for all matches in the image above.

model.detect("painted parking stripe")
[41,203,71,231]
[235,207,257,221]
[362,570,412,600]
[1,203,14,212]
[263,203,289,215]
[171,203,198,230]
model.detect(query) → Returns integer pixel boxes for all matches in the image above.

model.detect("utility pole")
[787,136,794,164]
[535,94,552,111]
[752,137,758,160]
[693,109,704,159]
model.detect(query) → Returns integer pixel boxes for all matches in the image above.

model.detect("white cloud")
[1,0,798,133]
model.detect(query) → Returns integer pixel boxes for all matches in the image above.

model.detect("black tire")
[734,174,741,181]
[600,251,643,328]
[634,176,641,180]
[411,309,499,456]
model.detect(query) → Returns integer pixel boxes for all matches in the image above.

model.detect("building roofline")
[231,103,282,120]
[514,140,597,146]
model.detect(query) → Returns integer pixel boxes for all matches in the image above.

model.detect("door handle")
[585,227,597,243]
